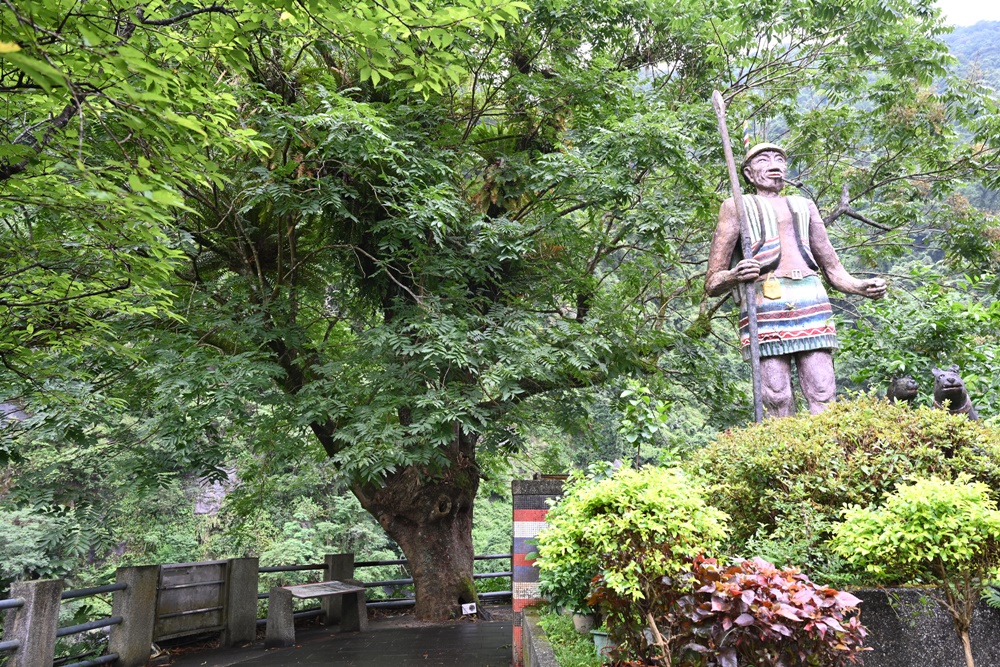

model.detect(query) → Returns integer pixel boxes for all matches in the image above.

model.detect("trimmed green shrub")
[535,466,729,661]
[833,477,1000,667]
[688,397,1000,584]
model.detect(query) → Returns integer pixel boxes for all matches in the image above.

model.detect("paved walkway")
[167,617,512,667]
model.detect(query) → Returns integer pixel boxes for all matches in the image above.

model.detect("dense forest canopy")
[2,1,1000,619]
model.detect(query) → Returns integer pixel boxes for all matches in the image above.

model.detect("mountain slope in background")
[945,21,1000,211]
[945,21,1000,90]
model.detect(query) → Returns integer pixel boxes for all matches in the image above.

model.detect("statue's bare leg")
[759,355,795,417]
[796,349,836,414]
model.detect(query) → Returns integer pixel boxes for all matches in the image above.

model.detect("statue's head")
[742,142,786,193]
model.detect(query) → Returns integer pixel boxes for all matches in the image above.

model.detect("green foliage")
[509,381,724,477]
[218,461,405,594]
[833,477,1000,584]
[618,383,677,466]
[536,467,728,658]
[839,270,1000,418]
[254,495,399,597]
[8,0,994,485]
[536,609,603,667]
[253,495,385,566]
[0,0,525,375]
[472,489,512,594]
[738,504,851,588]
[0,507,105,591]
[833,477,1000,664]
[0,0,261,369]
[689,397,1000,585]
[946,21,1000,92]
[5,0,1000,614]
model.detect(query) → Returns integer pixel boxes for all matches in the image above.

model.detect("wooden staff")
[711,90,764,423]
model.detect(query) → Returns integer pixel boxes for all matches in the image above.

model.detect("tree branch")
[822,183,892,231]
[136,5,236,26]
[844,209,891,232]
[0,279,130,307]
[0,96,84,181]
[822,183,851,226]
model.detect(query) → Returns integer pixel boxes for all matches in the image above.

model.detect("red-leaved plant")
[670,556,868,667]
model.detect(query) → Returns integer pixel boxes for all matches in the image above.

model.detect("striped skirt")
[738,275,837,361]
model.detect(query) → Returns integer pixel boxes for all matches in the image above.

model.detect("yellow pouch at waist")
[762,273,781,300]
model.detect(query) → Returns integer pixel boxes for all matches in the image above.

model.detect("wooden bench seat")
[264,580,367,648]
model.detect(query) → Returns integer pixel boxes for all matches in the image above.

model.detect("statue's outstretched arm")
[808,201,886,299]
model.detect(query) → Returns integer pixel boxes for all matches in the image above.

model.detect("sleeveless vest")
[734,194,818,273]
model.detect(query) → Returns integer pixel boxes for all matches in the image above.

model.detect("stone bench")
[264,580,367,648]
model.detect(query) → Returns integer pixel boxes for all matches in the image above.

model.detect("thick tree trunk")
[353,441,480,621]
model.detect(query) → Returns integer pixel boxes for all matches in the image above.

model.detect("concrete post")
[339,587,368,633]
[321,553,354,625]
[108,565,159,667]
[264,587,294,648]
[223,558,259,646]
[512,479,565,667]
[2,579,63,667]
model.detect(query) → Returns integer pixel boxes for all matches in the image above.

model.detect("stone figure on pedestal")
[705,143,886,417]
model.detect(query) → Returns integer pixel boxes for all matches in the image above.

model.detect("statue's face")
[743,150,786,193]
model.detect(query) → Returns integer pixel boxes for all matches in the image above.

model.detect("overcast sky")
[936,0,1000,26]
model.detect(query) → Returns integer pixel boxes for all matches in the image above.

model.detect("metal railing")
[0,638,22,653]
[256,552,513,616]
[0,597,25,611]
[0,596,25,652]
[0,597,24,654]
[0,550,516,661]
[56,616,123,639]
[258,564,324,573]
[61,583,126,601]
[56,583,125,667]
[359,553,512,609]
[59,656,118,667]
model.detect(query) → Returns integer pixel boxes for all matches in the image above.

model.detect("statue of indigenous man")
[705,143,886,417]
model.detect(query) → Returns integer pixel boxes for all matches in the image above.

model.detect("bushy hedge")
[535,467,729,659]
[687,397,1000,584]
[537,467,728,602]
[833,476,1000,667]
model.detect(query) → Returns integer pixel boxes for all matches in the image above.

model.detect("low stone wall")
[521,589,1000,667]
[857,588,1000,667]
[521,608,560,667]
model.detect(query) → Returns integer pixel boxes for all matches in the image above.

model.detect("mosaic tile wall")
[511,479,564,667]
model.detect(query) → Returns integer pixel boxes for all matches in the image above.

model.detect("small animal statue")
[932,365,979,421]
[886,376,919,406]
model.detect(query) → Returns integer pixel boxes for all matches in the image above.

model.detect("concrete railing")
[0,562,248,667]
[0,566,158,667]
[0,552,512,667]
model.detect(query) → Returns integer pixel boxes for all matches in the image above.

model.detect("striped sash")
[740,195,818,272]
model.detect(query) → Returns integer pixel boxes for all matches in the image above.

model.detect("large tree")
[4,0,1000,620]
[0,0,519,373]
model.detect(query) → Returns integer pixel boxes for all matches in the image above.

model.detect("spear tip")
[711,90,725,113]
